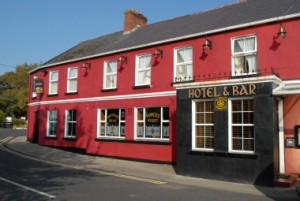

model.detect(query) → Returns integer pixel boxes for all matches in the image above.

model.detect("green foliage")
[0,63,38,118]
[12,118,27,129]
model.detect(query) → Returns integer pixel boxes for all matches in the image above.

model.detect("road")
[0,129,296,201]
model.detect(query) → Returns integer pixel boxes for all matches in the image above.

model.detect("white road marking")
[0,177,56,199]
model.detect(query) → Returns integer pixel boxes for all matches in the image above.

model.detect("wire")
[0,63,16,69]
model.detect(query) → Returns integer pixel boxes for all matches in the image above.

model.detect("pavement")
[2,133,300,201]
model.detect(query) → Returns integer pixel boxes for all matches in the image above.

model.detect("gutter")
[30,13,300,74]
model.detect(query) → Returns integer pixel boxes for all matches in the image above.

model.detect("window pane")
[163,107,169,120]
[107,61,117,73]
[50,71,58,81]
[244,37,255,51]
[69,68,77,78]
[138,55,151,69]
[176,64,192,78]
[234,39,244,53]
[177,47,192,63]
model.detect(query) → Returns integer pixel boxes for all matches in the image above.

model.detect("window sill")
[47,94,58,97]
[230,73,260,79]
[134,139,171,145]
[95,137,125,142]
[133,85,151,89]
[101,88,118,92]
[189,150,258,159]
[63,137,77,141]
[65,92,78,95]
[171,79,195,86]
[45,136,57,139]
[95,138,171,145]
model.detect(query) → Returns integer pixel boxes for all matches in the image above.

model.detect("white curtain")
[138,55,151,85]
[176,47,192,78]
[68,68,77,92]
[50,71,58,94]
[106,61,117,88]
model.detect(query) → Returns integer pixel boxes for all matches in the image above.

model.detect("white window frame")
[47,110,57,137]
[192,100,214,151]
[228,98,255,154]
[174,46,193,81]
[97,108,125,138]
[103,60,117,89]
[49,70,59,95]
[134,106,170,141]
[231,35,257,76]
[67,67,78,93]
[65,109,76,138]
[32,76,38,98]
[135,53,151,86]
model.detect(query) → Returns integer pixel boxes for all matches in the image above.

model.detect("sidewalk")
[5,136,300,201]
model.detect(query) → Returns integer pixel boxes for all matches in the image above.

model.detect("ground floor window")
[229,98,254,153]
[47,110,57,137]
[65,109,76,138]
[135,107,169,140]
[192,100,214,150]
[97,108,125,138]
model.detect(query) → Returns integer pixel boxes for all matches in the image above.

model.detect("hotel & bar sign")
[188,84,256,99]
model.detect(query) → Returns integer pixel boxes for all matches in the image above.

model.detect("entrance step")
[274,174,298,187]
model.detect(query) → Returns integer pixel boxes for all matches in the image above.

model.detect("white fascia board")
[30,13,300,74]
[174,75,282,90]
[273,79,300,95]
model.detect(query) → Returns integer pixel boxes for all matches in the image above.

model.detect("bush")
[13,118,27,129]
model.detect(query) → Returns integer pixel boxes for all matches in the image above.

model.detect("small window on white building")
[104,60,117,89]
[174,46,193,81]
[49,70,58,95]
[67,67,78,93]
[232,35,257,76]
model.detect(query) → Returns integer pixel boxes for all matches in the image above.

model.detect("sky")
[0,0,238,76]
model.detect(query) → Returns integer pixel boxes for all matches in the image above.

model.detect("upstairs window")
[67,67,78,93]
[232,35,257,76]
[104,60,117,89]
[136,54,151,86]
[174,46,193,81]
[49,70,58,95]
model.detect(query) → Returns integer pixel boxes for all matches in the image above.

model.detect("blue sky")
[0,0,237,75]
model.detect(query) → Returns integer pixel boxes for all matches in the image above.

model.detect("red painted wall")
[28,18,300,163]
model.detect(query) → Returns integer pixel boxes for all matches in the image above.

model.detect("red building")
[28,0,300,186]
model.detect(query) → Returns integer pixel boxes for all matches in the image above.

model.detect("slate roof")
[41,0,300,68]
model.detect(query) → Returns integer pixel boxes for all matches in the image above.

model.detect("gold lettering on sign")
[249,84,256,95]
[188,84,257,99]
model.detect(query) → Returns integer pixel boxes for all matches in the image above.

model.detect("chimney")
[124,9,147,34]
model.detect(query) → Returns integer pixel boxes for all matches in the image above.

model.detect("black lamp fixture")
[277,23,287,39]
[82,62,91,69]
[203,36,213,50]
[152,48,163,58]
[118,56,127,64]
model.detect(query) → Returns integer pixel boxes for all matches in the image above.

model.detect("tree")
[0,63,38,119]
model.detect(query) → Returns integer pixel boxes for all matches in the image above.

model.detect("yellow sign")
[215,97,227,111]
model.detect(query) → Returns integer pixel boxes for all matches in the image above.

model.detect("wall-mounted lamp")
[82,62,91,69]
[203,36,213,50]
[118,56,127,64]
[152,48,163,58]
[277,23,287,39]
[41,69,48,75]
